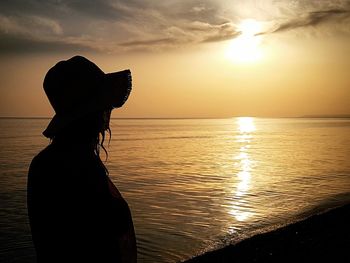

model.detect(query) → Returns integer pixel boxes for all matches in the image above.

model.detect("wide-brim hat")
[43,56,132,138]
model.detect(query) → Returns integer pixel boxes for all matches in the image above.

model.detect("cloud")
[257,8,350,35]
[118,37,176,47]
[0,0,350,54]
[0,14,99,54]
[0,15,63,37]
[0,1,220,53]
[116,21,240,51]
[0,34,97,54]
[195,23,241,43]
[0,0,242,54]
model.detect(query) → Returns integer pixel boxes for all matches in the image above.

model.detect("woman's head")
[42,56,131,139]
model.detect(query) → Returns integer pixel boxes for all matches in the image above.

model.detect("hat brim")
[105,69,132,108]
[43,69,132,138]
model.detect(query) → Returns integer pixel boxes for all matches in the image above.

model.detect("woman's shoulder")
[31,143,98,165]
[29,145,54,173]
[28,143,103,185]
[29,144,69,173]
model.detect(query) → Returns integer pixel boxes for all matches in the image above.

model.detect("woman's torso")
[27,141,136,262]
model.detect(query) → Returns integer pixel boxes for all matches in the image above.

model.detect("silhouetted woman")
[27,56,137,262]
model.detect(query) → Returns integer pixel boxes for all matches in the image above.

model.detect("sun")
[226,19,263,63]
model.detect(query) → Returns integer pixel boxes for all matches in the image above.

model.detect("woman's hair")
[50,109,112,159]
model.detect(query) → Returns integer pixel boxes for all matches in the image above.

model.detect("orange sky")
[0,0,349,118]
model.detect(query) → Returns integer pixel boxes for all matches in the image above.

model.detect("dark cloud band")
[257,8,350,36]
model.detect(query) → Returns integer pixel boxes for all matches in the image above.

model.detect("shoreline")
[183,203,350,263]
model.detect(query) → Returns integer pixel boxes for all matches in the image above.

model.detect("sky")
[0,0,349,118]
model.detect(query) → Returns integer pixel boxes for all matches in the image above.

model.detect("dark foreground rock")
[184,203,350,263]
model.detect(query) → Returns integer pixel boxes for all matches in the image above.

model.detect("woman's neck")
[52,132,98,148]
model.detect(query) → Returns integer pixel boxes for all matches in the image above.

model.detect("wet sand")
[184,203,350,263]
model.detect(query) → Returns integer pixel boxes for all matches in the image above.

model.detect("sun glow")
[238,117,256,133]
[226,19,263,63]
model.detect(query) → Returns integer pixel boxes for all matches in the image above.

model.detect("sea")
[0,117,350,263]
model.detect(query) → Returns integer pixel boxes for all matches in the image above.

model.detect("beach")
[184,203,350,263]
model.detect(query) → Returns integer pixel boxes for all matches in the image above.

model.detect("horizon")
[1,114,350,120]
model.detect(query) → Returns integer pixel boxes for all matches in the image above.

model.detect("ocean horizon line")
[1,115,350,120]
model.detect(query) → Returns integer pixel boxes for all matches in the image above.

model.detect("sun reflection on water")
[238,117,256,133]
[228,117,256,222]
